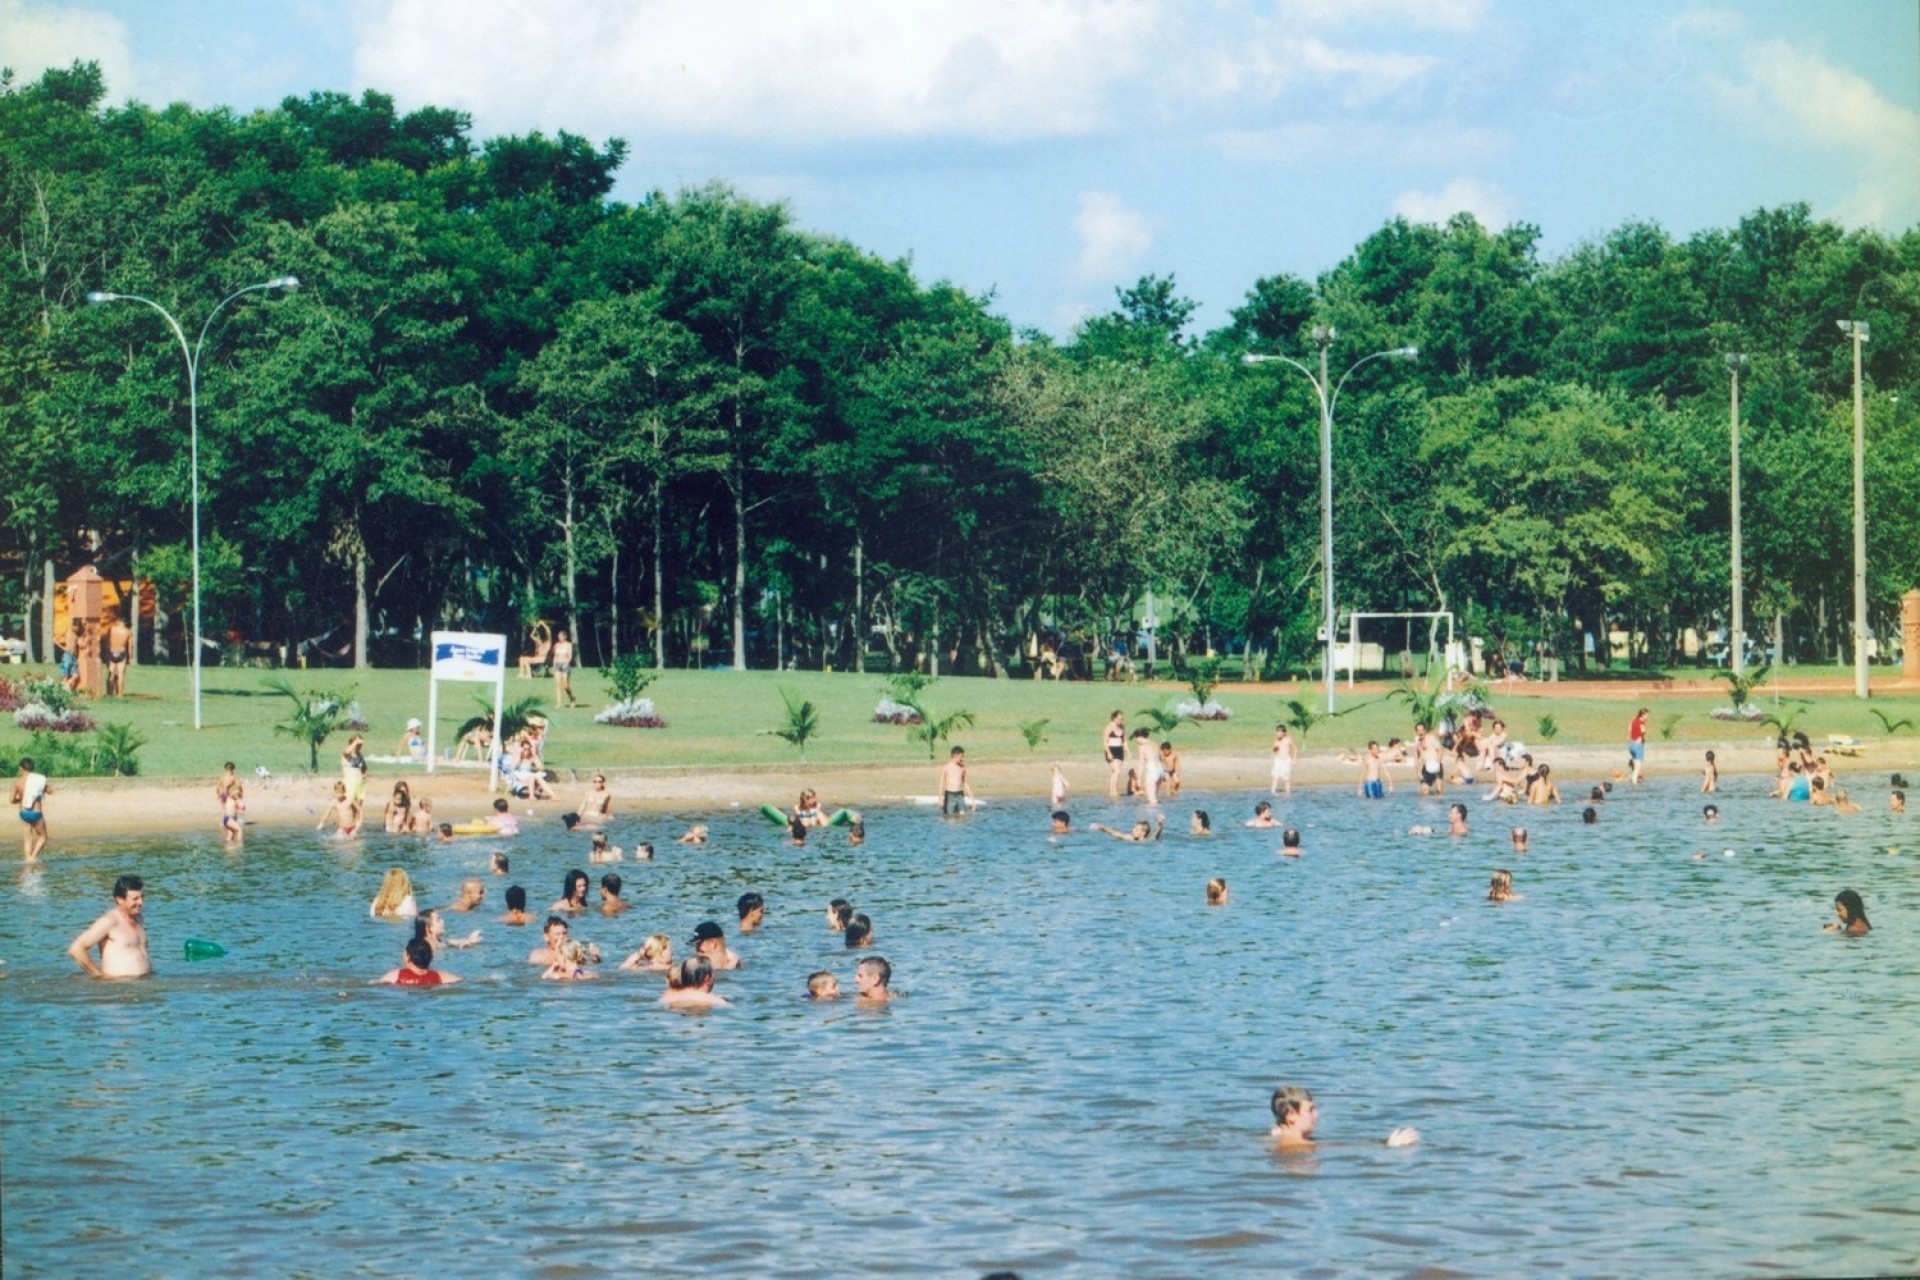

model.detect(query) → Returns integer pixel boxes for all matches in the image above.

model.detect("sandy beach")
[30,734,1920,843]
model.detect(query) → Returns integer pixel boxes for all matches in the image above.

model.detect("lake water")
[2,778,1917,1277]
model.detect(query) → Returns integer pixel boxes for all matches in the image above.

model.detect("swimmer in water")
[1280,827,1303,857]
[1487,869,1520,903]
[1206,877,1228,906]
[1510,827,1529,853]
[737,892,765,934]
[498,885,533,926]
[599,873,630,916]
[807,970,841,999]
[792,788,828,828]
[1245,800,1278,829]
[677,824,709,845]
[1826,889,1871,936]
[1703,804,1720,823]
[543,937,599,981]
[661,957,729,1009]
[855,955,895,1004]
[1268,1086,1418,1151]
[447,878,485,913]
[1051,810,1072,835]
[1447,803,1469,837]
[1089,817,1165,842]
[691,920,742,969]
[620,934,673,971]
[67,874,151,979]
[588,831,622,864]
[843,913,874,950]
[1893,790,1907,815]
[1701,750,1718,794]
[552,869,590,914]
[1191,810,1213,836]
[376,936,460,987]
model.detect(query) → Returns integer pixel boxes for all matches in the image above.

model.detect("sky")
[4,0,1917,338]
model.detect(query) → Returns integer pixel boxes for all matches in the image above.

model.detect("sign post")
[427,631,507,792]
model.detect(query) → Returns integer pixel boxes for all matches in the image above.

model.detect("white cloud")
[353,0,1491,144]
[1073,190,1153,282]
[354,0,1166,142]
[1708,38,1920,228]
[0,0,137,98]
[1392,177,1516,229]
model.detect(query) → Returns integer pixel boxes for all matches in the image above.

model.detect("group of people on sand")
[1101,711,1186,804]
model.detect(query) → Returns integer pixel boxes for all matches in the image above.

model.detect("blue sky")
[6,0,1917,337]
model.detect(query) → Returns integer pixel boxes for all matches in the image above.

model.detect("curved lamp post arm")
[195,276,300,364]
[1328,346,1419,422]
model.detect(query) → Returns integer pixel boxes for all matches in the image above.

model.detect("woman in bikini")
[1103,711,1126,799]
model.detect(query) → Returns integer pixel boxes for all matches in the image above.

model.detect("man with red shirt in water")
[1628,707,1650,785]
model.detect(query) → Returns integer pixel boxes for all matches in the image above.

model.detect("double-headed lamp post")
[87,276,300,729]
[1837,319,1870,699]
[1726,353,1749,676]
[1244,330,1418,713]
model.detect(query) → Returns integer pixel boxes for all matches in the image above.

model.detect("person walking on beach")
[551,630,581,707]
[68,874,151,979]
[1627,708,1649,785]
[13,756,50,861]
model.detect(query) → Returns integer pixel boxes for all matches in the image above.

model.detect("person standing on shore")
[68,874,151,978]
[341,735,368,830]
[13,756,50,861]
[1104,711,1126,799]
[1270,725,1297,796]
[1627,708,1649,785]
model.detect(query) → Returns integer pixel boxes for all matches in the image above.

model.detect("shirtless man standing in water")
[68,875,152,978]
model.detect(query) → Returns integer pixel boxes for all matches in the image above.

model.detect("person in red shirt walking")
[1627,707,1650,785]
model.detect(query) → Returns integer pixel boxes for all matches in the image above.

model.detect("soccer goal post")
[1340,611,1457,686]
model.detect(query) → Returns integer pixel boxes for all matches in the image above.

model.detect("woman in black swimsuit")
[1104,710,1126,800]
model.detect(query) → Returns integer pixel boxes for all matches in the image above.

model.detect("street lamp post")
[1837,319,1870,699]
[1725,354,1749,676]
[87,276,299,729]
[1244,332,1418,713]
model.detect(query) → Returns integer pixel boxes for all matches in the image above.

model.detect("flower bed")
[1175,698,1232,721]
[872,697,924,725]
[595,698,667,729]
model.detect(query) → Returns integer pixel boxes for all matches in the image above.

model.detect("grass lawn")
[2,661,1916,781]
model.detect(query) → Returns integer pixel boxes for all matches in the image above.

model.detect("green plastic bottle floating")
[183,938,226,961]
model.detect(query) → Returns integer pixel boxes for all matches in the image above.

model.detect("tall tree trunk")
[853,528,864,675]
[562,466,580,657]
[731,449,747,671]
[353,538,369,670]
[608,533,620,662]
[652,479,666,670]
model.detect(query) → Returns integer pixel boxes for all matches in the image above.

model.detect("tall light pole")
[1244,332,1418,713]
[1725,353,1749,675]
[87,276,300,729]
[1837,319,1870,699]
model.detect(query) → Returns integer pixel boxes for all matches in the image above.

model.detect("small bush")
[604,652,658,705]
[594,698,667,729]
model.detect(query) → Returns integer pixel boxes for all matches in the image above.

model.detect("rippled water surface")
[3,778,1918,1277]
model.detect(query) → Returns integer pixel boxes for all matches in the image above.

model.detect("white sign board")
[426,630,507,791]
